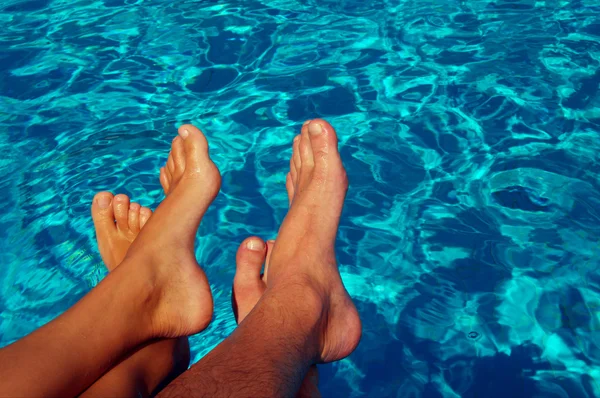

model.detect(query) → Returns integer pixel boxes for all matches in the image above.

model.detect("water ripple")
[1,0,600,396]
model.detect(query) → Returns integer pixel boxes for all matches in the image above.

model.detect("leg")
[233,237,320,398]
[82,193,189,397]
[160,119,361,397]
[0,125,220,397]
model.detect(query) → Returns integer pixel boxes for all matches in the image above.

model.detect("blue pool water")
[1,0,600,396]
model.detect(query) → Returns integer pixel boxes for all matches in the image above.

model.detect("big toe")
[177,124,211,171]
[305,119,347,191]
[233,237,267,323]
[92,192,116,233]
[306,119,341,166]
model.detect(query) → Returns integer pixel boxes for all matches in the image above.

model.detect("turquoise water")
[1,0,600,396]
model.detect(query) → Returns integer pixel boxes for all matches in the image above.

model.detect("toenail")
[97,195,111,209]
[179,128,190,139]
[308,122,322,136]
[246,239,265,251]
[294,135,300,143]
[303,120,311,126]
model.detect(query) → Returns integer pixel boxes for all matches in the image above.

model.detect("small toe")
[160,167,170,193]
[299,128,315,167]
[297,130,315,188]
[286,173,295,204]
[171,136,186,177]
[113,194,130,232]
[263,239,275,284]
[128,202,141,233]
[292,134,301,171]
[289,157,298,185]
[139,207,152,229]
[167,153,175,175]
[164,164,173,183]
[91,192,116,231]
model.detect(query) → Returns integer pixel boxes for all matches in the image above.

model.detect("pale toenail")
[308,122,322,136]
[303,120,311,126]
[97,195,111,209]
[179,128,190,139]
[246,239,265,251]
[294,135,300,143]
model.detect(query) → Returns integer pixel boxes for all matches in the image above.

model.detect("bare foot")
[119,124,221,338]
[91,192,152,270]
[88,194,189,397]
[233,237,320,398]
[268,119,361,363]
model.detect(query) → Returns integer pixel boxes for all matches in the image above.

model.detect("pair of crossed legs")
[0,119,361,397]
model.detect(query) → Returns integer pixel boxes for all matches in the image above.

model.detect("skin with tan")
[160,119,361,397]
[0,124,220,397]
[0,119,360,397]
[86,133,324,396]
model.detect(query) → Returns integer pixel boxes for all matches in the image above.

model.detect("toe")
[299,127,315,167]
[128,202,141,234]
[171,136,186,178]
[160,167,170,193]
[113,194,130,232]
[91,192,116,232]
[233,237,267,323]
[286,173,295,204]
[235,237,266,280]
[298,129,315,189]
[292,134,301,172]
[307,119,340,169]
[263,239,275,284]
[290,157,298,186]
[140,207,152,229]
[167,153,175,176]
[164,164,173,184]
[177,124,211,170]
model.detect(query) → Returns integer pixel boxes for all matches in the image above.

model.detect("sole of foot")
[265,119,362,364]
[120,124,221,339]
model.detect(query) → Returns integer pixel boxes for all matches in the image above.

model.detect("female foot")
[117,123,221,338]
[86,193,189,397]
[0,125,221,398]
[233,237,320,398]
[91,192,152,270]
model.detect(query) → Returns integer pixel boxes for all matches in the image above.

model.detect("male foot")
[117,124,221,339]
[88,195,189,397]
[267,119,361,363]
[234,237,320,398]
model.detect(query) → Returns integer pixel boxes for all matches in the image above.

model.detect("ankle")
[267,277,328,330]
[112,260,162,336]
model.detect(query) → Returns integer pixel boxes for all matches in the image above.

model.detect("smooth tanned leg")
[0,125,220,397]
[82,192,190,397]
